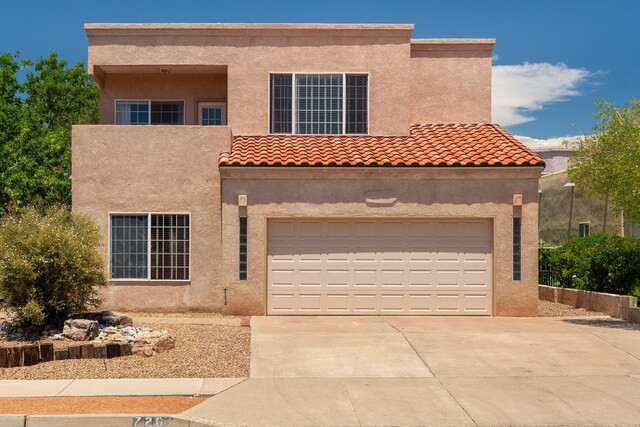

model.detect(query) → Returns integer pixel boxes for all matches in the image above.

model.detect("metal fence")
[538,247,561,286]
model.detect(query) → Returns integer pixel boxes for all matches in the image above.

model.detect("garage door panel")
[268,218,492,315]
[463,269,491,287]
[326,269,349,286]
[408,269,432,287]
[407,294,433,313]
[353,294,378,312]
[380,293,405,312]
[354,269,377,287]
[381,269,404,287]
[326,293,350,312]
[354,247,376,262]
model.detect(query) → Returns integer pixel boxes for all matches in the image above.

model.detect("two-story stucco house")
[72,23,544,317]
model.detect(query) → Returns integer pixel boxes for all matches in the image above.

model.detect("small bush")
[549,233,640,297]
[0,206,108,331]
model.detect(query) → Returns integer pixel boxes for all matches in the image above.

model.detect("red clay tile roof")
[219,123,545,167]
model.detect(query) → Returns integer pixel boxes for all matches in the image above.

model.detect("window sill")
[109,279,191,287]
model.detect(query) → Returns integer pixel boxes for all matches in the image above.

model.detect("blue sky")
[1,0,638,143]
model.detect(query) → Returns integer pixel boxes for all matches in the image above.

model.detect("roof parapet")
[411,38,495,52]
[85,23,415,37]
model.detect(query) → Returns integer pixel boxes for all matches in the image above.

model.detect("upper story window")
[198,102,227,126]
[115,100,184,125]
[269,73,368,135]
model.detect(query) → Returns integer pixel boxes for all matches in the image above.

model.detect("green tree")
[566,98,640,224]
[0,51,98,216]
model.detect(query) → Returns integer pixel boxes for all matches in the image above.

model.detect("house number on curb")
[132,416,173,426]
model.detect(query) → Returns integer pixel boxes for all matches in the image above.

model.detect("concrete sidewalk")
[0,377,245,397]
[4,315,640,426]
[182,315,640,426]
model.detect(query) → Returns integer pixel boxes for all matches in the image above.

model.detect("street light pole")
[564,182,575,242]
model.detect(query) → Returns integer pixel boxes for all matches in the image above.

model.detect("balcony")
[72,125,231,214]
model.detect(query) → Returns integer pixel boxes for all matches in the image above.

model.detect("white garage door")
[267,219,493,315]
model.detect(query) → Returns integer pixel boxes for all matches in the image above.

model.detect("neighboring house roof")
[219,123,545,167]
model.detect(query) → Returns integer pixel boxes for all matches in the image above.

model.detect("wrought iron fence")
[538,247,561,286]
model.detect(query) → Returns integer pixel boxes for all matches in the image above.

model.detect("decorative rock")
[63,319,100,341]
[106,343,121,358]
[67,345,83,359]
[132,330,175,357]
[40,343,54,362]
[100,312,133,327]
[81,344,94,359]
[22,344,40,366]
[54,348,69,360]
[73,311,133,327]
[51,333,64,340]
[93,344,107,359]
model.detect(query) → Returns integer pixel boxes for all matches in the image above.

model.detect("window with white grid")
[150,101,184,125]
[115,101,149,125]
[269,73,368,135]
[296,74,343,134]
[199,102,226,126]
[110,215,148,279]
[346,75,368,134]
[110,213,190,281]
[115,100,184,125]
[270,74,293,133]
[151,214,190,280]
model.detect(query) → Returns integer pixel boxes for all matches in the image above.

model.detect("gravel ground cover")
[0,317,250,379]
[128,312,227,319]
[538,300,609,317]
[0,396,208,414]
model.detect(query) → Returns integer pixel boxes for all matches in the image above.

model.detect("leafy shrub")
[549,233,640,297]
[0,206,107,331]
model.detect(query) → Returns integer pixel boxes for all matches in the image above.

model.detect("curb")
[0,414,239,427]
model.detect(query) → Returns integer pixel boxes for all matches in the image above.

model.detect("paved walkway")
[0,377,245,397]
[3,315,640,426]
[183,315,640,426]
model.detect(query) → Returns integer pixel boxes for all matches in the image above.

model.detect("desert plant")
[0,206,107,331]
[549,233,640,297]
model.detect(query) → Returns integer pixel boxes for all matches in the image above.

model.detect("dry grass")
[0,320,250,380]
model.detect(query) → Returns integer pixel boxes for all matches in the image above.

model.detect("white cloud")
[492,62,592,126]
[514,134,580,150]
[491,53,500,62]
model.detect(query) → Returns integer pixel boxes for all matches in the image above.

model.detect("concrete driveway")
[184,316,640,426]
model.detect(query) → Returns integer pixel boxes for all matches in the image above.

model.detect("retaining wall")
[539,285,640,323]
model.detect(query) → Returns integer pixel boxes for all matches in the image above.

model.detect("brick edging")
[539,285,640,323]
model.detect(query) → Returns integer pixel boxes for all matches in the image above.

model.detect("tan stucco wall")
[86,24,495,134]
[87,25,413,135]
[410,41,493,124]
[219,167,541,317]
[72,125,231,312]
[99,73,227,125]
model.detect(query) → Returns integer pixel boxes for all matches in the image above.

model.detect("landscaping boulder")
[72,311,133,327]
[62,319,100,341]
[132,330,175,357]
